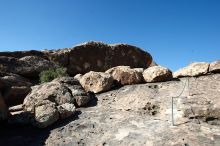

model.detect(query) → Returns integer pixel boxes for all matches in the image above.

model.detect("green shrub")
[39,67,68,83]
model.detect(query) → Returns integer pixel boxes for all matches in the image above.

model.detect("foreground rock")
[209,60,220,73]
[66,42,152,75]
[44,74,220,146]
[80,71,113,93]
[1,74,220,145]
[23,77,89,128]
[174,62,209,78]
[0,56,56,78]
[106,66,143,85]
[0,72,32,106]
[143,66,173,82]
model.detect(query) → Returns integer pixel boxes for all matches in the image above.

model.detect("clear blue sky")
[0,0,219,71]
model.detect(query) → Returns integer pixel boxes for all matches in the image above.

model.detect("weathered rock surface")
[80,71,113,93]
[0,72,32,106]
[0,42,152,77]
[57,103,76,119]
[74,73,83,81]
[143,66,173,82]
[67,42,152,75]
[53,77,91,107]
[0,92,8,121]
[0,56,56,78]
[209,60,220,73]
[1,74,220,145]
[23,77,89,127]
[35,100,59,128]
[44,74,220,146]
[174,62,210,78]
[106,66,143,85]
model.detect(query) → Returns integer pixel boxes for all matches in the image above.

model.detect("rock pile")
[23,77,90,128]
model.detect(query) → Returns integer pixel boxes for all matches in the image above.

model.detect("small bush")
[39,67,68,83]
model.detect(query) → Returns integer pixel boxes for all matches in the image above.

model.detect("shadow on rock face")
[86,92,98,107]
[0,110,82,146]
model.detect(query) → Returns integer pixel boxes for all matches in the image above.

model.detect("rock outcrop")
[23,77,89,128]
[80,71,113,93]
[66,42,152,75]
[0,56,57,78]
[0,42,152,78]
[209,60,220,73]
[173,62,210,78]
[106,66,143,85]
[0,72,32,106]
[143,66,173,82]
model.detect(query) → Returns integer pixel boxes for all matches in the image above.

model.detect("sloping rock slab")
[174,62,209,78]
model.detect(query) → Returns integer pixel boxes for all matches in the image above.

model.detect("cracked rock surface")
[45,74,220,146]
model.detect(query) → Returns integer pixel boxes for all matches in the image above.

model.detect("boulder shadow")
[0,110,82,146]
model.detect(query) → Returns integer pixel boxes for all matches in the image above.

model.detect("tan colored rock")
[57,103,76,119]
[174,62,209,78]
[143,66,173,83]
[0,92,8,121]
[35,100,59,128]
[74,74,83,81]
[80,71,113,93]
[209,60,220,73]
[106,66,142,85]
[23,77,90,128]
[23,82,73,113]
[9,104,23,112]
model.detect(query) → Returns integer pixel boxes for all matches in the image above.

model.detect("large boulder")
[173,62,209,78]
[80,71,113,93]
[67,42,152,75]
[106,66,143,85]
[0,92,8,121]
[52,77,91,107]
[34,100,59,128]
[143,66,173,83]
[23,77,89,127]
[1,42,152,76]
[0,72,32,106]
[0,56,56,78]
[209,60,220,73]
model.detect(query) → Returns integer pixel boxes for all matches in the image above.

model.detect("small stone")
[57,103,76,119]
